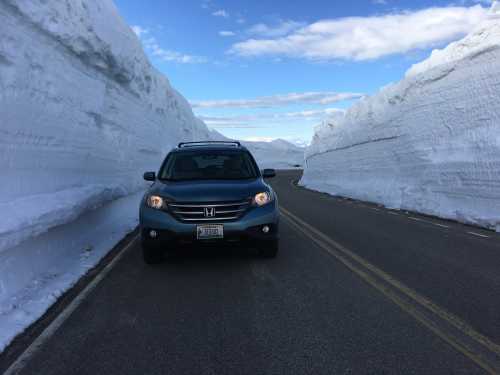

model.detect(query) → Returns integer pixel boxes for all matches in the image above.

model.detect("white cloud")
[219,30,236,37]
[149,44,207,64]
[131,25,148,37]
[212,9,229,18]
[230,5,488,61]
[132,25,207,64]
[247,20,305,37]
[191,92,363,109]
[198,108,346,126]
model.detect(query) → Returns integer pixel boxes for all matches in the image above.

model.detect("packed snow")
[0,191,142,353]
[0,0,217,253]
[301,4,500,231]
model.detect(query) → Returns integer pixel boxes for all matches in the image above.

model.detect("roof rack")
[177,141,241,148]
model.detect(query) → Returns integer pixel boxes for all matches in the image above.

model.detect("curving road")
[2,170,500,375]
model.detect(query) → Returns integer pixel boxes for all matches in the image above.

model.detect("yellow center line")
[280,205,500,374]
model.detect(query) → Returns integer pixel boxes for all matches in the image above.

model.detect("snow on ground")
[0,0,215,351]
[301,4,500,231]
[0,192,142,352]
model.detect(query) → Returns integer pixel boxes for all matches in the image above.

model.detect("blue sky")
[114,0,493,144]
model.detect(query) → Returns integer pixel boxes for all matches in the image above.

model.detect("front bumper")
[139,201,279,248]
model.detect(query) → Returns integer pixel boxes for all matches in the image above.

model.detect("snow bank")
[0,0,214,253]
[301,6,500,231]
[0,0,214,350]
[0,192,142,352]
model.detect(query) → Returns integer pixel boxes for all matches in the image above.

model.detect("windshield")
[159,150,258,181]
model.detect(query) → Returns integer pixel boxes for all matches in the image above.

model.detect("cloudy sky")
[115,0,494,144]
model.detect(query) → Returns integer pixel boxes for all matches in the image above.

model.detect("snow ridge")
[302,11,500,231]
[406,3,500,77]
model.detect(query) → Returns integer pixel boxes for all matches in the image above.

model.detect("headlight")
[146,195,164,210]
[253,192,272,206]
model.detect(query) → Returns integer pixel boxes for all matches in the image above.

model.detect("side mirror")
[143,171,156,181]
[262,169,276,178]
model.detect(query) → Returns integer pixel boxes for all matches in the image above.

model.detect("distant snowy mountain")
[242,139,304,169]
[302,4,500,231]
[283,138,311,148]
[208,129,305,169]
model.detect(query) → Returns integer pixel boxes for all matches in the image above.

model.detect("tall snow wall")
[0,0,216,350]
[301,10,500,231]
[0,0,214,253]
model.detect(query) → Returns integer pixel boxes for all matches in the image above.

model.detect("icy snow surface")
[301,7,500,231]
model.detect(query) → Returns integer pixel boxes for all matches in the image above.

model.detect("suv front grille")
[168,200,251,222]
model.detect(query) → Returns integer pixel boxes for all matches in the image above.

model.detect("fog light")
[149,230,158,238]
[262,225,270,233]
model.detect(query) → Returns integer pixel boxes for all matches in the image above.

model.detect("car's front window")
[159,150,258,181]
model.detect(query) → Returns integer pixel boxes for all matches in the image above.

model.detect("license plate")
[197,224,224,240]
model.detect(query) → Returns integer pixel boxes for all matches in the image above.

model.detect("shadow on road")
[144,244,270,270]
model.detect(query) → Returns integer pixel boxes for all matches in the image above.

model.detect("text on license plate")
[197,224,224,239]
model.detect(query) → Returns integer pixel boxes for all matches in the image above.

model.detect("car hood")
[149,178,269,202]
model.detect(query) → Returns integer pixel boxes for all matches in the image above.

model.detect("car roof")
[172,141,249,153]
[171,146,249,153]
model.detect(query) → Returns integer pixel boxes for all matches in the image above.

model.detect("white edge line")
[467,231,490,239]
[409,216,452,229]
[3,234,139,375]
[289,178,492,238]
[408,216,424,222]
[433,223,450,229]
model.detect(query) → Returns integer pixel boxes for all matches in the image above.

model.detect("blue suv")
[140,141,279,263]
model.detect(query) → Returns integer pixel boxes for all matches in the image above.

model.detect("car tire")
[260,239,279,258]
[142,244,163,264]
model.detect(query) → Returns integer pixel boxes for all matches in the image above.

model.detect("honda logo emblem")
[204,207,215,218]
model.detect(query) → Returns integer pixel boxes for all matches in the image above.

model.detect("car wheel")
[142,244,163,264]
[260,239,279,258]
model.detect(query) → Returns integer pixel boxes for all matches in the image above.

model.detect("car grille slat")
[182,216,240,222]
[171,210,204,215]
[215,208,246,214]
[167,200,250,223]
[169,202,247,208]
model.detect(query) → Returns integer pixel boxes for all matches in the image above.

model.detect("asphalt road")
[3,170,500,375]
